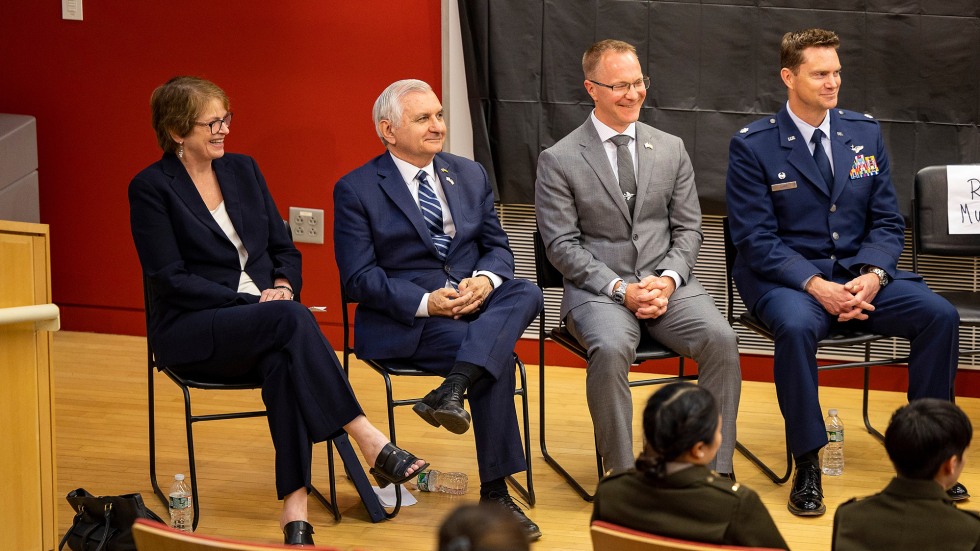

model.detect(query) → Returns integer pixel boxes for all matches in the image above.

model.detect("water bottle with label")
[168,473,194,532]
[822,409,844,476]
[414,470,468,495]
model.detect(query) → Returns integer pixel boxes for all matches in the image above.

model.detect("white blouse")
[209,201,261,296]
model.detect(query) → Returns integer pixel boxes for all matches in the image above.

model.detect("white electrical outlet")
[289,207,324,244]
[62,0,83,20]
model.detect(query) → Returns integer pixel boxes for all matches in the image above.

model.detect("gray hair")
[372,79,433,146]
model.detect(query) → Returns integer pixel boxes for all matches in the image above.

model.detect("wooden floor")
[53,331,980,551]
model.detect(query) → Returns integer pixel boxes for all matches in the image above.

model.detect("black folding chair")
[341,291,535,512]
[144,278,340,529]
[722,217,907,483]
[533,230,696,501]
[912,165,980,359]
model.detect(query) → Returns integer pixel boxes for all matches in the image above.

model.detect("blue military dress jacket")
[726,105,919,312]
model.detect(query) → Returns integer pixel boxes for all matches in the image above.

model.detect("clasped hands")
[427,276,493,319]
[259,278,295,303]
[807,273,881,322]
[622,275,676,320]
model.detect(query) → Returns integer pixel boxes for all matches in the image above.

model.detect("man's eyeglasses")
[588,77,651,94]
[194,112,233,134]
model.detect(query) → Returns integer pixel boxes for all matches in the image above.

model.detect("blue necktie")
[811,129,834,188]
[416,170,451,260]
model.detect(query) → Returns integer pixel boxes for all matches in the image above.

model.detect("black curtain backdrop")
[457,0,980,216]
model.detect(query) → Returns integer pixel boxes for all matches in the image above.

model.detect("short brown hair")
[582,39,637,80]
[780,29,840,74]
[150,76,230,154]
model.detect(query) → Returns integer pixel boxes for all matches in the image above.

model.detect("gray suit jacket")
[535,118,706,318]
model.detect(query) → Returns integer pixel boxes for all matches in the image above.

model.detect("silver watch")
[867,266,889,287]
[612,281,627,304]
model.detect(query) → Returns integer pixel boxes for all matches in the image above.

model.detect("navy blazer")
[333,151,514,360]
[726,106,917,312]
[129,153,301,367]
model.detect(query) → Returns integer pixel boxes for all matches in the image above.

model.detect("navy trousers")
[384,278,543,483]
[168,300,362,499]
[755,277,959,457]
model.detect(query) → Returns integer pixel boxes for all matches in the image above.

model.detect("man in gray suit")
[535,39,741,476]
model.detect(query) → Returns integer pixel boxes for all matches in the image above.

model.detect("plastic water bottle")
[168,473,193,532]
[822,409,844,476]
[414,470,468,495]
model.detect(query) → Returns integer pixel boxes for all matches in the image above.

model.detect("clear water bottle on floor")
[822,409,844,476]
[168,473,194,532]
[415,470,468,495]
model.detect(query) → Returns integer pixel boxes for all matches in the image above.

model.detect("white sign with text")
[946,165,980,234]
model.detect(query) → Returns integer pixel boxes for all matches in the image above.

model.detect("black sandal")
[283,520,315,546]
[369,443,428,488]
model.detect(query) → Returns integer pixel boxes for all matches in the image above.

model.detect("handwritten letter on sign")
[947,165,980,234]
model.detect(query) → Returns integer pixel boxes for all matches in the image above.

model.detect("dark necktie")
[811,129,834,188]
[416,170,451,260]
[609,135,637,216]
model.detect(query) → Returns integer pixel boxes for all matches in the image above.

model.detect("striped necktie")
[416,170,451,260]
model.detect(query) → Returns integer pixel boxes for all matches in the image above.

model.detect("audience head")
[779,28,839,74]
[638,382,720,477]
[582,39,646,132]
[372,79,446,167]
[150,76,230,155]
[437,503,529,551]
[885,398,972,484]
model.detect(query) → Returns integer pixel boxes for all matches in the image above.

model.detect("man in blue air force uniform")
[726,28,962,517]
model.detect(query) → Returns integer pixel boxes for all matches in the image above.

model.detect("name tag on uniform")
[771,181,797,192]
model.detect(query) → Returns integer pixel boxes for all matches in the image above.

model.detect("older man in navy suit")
[333,79,542,540]
[726,29,962,517]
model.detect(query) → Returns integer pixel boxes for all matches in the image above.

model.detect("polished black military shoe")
[481,491,542,541]
[788,463,826,517]
[948,481,971,501]
[413,382,471,434]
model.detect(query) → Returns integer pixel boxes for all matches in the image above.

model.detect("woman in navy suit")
[129,76,426,546]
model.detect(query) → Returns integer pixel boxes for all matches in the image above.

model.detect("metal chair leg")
[734,438,793,485]
[539,356,598,501]
[310,441,341,521]
[148,366,168,510]
[505,355,535,505]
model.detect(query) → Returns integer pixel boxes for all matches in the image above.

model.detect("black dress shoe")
[283,520,315,547]
[788,464,826,517]
[413,383,471,434]
[948,482,971,501]
[481,491,542,541]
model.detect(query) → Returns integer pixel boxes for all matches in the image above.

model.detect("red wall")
[0,1,442,343]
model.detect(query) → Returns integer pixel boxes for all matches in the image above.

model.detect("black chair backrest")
[721,217,739,323]
[914,165,980,257]
[533,230,566,290]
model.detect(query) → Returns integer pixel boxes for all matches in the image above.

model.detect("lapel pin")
[787,135,796,142]
[446,177,455,186]
[836,131,843,137]
[440,168,448,173]
[644,142,653,149]
[778,172,786,179]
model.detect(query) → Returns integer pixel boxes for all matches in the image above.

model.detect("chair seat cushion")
[937,291,980,326]
[550,326,680,362]
[739,312,889,347]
